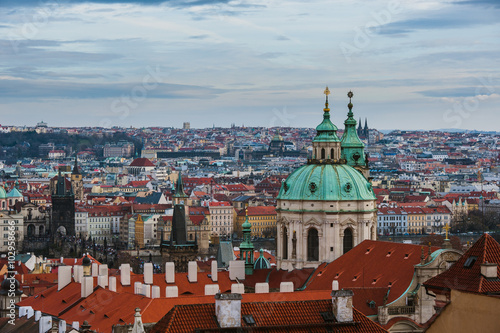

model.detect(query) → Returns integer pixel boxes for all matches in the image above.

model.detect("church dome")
[254,249,271,270]
[0,277,22,296]
[278,164,375,202]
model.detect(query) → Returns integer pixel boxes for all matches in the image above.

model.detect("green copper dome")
[277,164,376,201]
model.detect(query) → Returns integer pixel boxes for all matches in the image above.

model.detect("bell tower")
[310,87,342,163]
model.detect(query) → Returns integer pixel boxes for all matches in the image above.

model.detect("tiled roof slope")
[150,299,388,333]
[424,233,500,294]
[305,240,440,304]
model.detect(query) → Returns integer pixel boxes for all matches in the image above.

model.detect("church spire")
[72,154,80,175]
[310,86,342,163]
[239,208,254,275]
[341,91,367,173]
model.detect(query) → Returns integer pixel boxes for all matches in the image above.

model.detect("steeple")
[364,118,368,131]
[239,209,254,275]
[56,169,66,196]
[72,155,80,175]
[310,86,342,163]
[341,91,366,167]
[173,173,187,205]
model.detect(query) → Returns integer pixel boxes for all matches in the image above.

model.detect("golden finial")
[324,86,330,96]
[323,86,330,111]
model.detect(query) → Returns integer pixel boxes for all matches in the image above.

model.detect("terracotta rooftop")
[129,158,155,167]
[150,297,388,333]
[424,233,500,295]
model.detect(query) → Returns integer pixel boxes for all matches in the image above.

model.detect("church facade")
[276,88,377,270]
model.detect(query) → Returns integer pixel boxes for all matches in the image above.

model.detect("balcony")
[387,305,415,315]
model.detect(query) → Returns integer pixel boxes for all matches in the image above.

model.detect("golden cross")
[324,86,330,96]
[443,223,451,240]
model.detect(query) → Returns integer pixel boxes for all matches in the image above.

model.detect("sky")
[0,0,499,130]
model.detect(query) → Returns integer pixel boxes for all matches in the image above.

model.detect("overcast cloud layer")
[0,0,499,130]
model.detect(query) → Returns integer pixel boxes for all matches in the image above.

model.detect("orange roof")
[237,206,276,216]
[424,233,500,295]
[129,158,155,167]
[304,240,440,305]
[150,297,388,333]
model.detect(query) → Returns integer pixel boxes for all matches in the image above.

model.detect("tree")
[420,234,444,247]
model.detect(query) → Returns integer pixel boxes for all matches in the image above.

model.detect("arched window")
[343,228,353,254]
[307,228,319,261]
[321,148,325,159]
[27,224,35,237]
[331,148,334,159]
[283,227,288,259]
[39,225,45,235]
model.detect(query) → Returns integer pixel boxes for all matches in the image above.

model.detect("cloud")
[0,79,228,99]
[417,87,497,98]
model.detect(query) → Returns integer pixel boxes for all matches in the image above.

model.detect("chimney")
[97,275,107,289]
[280,282,294,293]
[144,263,153,284]
[58,266,72,291]
[231,283,245,294]
[165,262,175,283]
[255,283,269,294]
[39,316,53,333]
[109,276,117,292]
[59,320,67,333]
[35,311,41,321]
[142,284,151,298]
[98,264,108,282]
[152,285,160,299]
[331,290,354,323]
[188,261,197,283]
[120,264,131,286]
[205,284,219,295]
[134,282,143,295]
[74,266,83,283]
[60,257,64,264]
[165,286,178,298]
[91,263,99,277]
[72,322,79,330]
[211,261,218,282]
[229,260,245,281]
[332,280,339,291]
[215,293,242,329]
[81,276,94,298]
[481,262,498,279]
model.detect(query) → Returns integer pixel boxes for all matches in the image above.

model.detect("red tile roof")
[304,240,440,305]
[129,158,155,167]
[237,206,276,216]
[424,233,500,295]
[150,297,388,333]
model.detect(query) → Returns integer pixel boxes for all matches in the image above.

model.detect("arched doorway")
[39,225,45,236]
[343,228,353,254]
[283,227,288,259]
[307,228,319,261]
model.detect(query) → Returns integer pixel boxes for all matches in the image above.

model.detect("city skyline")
[1,0,499,130]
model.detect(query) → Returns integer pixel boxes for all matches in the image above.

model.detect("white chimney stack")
[74,265,83,283]
[98,275,107,289]
[211,261,218,282]
[152,285,160,299]
[98,264,108,282]
[35,311,41,321]
[279,282,294,293]
[120,264,131,286]
[481,263,498,279]
[188,261,197,283]
[72,322,79,330]
[92,263,99,277]
[144,263,153,284]
[255,283,269,294]
[215,293,242,328]
[39,316,52,333]
[109,276,117,292]
[332,280,339,291]
[229,261,245,281]
[81,276,94,298]
[60,257,64,264]
[59,319,67,333]
[58,266,72,291]
[231,283,245,294]
[205,284,219,296]
[165,262,175,283]
[331,290,354,323]
[165,286,178,298]
[134,282,143,295]
[142,284,151,298]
